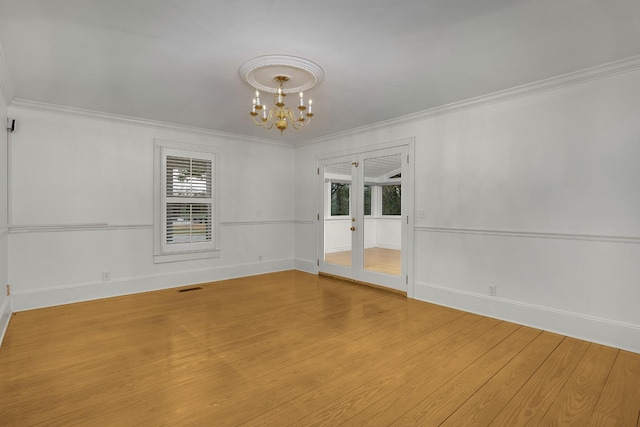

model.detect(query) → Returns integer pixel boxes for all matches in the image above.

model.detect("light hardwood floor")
[325,247,401,276]
[1,271,639,426]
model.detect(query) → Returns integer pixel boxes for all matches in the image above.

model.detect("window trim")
[363,184,372,217]
[153,139,220,263]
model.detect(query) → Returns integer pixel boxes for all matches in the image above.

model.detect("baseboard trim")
[414,281,640,354]
[0,296,11,347]
[294,258,316,274]
[11,258,294,312]
[364,243,401,250]
[324,246,352,254]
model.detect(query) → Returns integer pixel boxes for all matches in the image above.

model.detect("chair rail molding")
[415,226,640,245]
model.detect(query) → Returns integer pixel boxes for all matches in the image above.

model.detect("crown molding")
[298,55,640,147]
[9,99,294,148]
[0,41,15,106]
[5,53,640,148]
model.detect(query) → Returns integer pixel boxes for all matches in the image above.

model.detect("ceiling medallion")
[239,55,324,133]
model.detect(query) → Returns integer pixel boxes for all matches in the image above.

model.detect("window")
[330,182,350,216]
[363,185,371,216]
[154,141,219,263]
[165,155,212,245]
[381,184,401,215]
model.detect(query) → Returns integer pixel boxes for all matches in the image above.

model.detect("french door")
[318,146,410,292]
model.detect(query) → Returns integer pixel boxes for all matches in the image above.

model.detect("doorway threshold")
[319,272,407,296]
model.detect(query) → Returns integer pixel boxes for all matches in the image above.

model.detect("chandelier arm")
[261,107,275,129]
[292,120,309,130]
[252,115,265,126]
[295,106,311,129]
[287,108,299,130]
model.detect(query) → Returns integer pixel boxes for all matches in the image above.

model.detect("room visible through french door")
[318,146,410,292]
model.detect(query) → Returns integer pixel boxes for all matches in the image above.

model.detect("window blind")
[165,156,213,245]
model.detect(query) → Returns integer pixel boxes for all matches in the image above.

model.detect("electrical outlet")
[6,284,10,296]
[418,210,427,218]
[489,285,497,297]
[102,271,111,281]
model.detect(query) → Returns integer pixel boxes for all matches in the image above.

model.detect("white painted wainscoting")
[324,217,401,253]
[414,227,640,354]
[294,220,316,274]
[0,288,10,345]
[6,105,296,314]
[0,84,9,346]
[9,221,295,312]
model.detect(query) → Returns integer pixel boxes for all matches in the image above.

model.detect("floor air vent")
[178,287,202,293]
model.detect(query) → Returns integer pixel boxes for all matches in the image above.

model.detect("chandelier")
[250,76,312,133]
[239,55,324,134]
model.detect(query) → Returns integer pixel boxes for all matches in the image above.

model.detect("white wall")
[373,218,401,250]
[7,106,295,311]
[323,218,401,253]
[294,66,640,353]
[0,91,9,344]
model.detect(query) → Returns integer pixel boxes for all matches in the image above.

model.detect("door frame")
[315,137,415,297]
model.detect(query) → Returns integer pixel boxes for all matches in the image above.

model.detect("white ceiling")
[1,0,639,144]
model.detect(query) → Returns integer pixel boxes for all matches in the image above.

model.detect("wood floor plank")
[195,312,484,426]
[439,330,565,426]
[587,350,640,427]
[539,343,618,426]
[301,320,518,426]
[488,336,591,426]
[1,271,639,426]
[389,326,546,426]
[324,247,401,276]
[233,308,470,426]
[2,291,399,423]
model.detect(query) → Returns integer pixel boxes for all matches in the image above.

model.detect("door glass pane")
[331,183,350,215]
[381,185,401,215]
[363,154,402,276]
[363,185,372,216]
[324,162,352,267]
